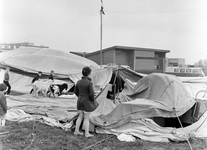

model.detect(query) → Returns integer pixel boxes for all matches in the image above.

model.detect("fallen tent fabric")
[6,109,74,130]
[90,73,195,129]
[0,47,100,75]
[4,72,207,142]
[95,112,207,142]
[0,47,113,93]
[0,67,112,93]
[2,53,207,143]
[7,94,77,121]
[88,73,207,142]
[5,94,79,131]
[113,65,145,83]
[129,73,195,117]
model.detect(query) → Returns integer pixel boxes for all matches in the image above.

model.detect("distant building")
[167,58,185,67]
[71,45,170,74]
[0,42,49,52]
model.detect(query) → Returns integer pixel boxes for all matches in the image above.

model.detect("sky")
[0,0,207,65]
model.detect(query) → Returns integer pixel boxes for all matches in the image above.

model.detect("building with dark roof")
[71,45,170,74]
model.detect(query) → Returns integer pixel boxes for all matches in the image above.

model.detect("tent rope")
[173,107,193,150]
[10,69,28,85]
[10,74,25,85]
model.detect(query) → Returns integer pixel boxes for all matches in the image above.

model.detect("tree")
[194,59,207,67]
[194,59,207,76]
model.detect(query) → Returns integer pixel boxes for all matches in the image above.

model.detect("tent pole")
[173,108,193,150]
[112,70,118,101]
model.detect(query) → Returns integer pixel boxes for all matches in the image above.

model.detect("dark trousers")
[30,89,33,94]
[30,81,35,94]
[3,80,11,95]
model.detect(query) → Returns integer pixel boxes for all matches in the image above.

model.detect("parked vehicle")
[165,66,205,77]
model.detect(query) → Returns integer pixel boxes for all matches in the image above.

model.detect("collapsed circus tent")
[89,73,207,142]
[0,47,113,92]
[1,48,207,142]
[91,73,195,127]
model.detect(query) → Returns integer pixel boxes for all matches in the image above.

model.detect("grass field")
[0,120,207,150]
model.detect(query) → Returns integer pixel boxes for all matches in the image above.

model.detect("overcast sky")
[0,0,207,65]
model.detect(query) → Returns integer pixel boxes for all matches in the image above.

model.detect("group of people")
[0,66,98,138]
[0,68,55,127]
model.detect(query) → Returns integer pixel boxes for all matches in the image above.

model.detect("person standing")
[0,83,8,126]
[49,70,55,81]
[30,71,42,94]
[74,67,98,137]
[3,67,11,95]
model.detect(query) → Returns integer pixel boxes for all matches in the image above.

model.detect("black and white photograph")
[0,0,207,149]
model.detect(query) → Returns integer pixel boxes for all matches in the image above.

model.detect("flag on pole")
[101,0,105,15]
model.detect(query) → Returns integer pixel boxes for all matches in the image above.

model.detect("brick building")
[71,46,170,74]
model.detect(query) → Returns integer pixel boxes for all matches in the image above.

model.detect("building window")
[186,69,191,73]
[192,69,200,74]
[174,68,179,72]
[180,69,185,73]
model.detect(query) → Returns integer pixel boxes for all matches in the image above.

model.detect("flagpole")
[100,0,105,67]
[100,8,103,67]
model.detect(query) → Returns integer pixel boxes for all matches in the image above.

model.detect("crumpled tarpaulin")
[6,109,74,130]
[89,73,207,142]
[0,47,113,93]
[90,73,195,129]
[91,90,207,142]
[114,66,145,83]
[0,47,100,75]
[5,93,78,130]
[7,94,77,121]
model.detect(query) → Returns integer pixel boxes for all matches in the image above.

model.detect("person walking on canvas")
[48,70,55,81]
[74,67,98,137]
[30,71,42,94]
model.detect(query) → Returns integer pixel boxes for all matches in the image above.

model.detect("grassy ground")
[0,121,207,150]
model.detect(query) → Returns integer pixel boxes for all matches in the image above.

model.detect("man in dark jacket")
[48,70,55,81]
[30,71,42,94]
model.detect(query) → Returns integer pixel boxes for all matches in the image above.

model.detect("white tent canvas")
[0,47,113,92]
